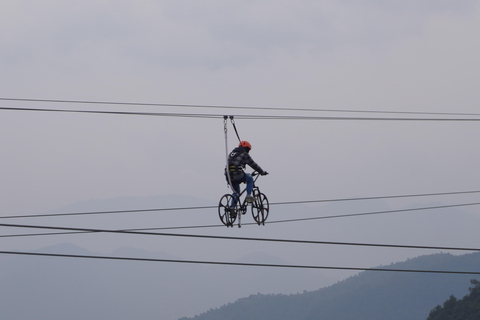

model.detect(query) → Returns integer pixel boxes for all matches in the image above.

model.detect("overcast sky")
[1,1,480,311]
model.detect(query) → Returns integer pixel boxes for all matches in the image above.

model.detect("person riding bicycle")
[225,141,268,205]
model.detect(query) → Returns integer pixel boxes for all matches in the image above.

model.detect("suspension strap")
[224,116,237,195]
[229,116,242,142]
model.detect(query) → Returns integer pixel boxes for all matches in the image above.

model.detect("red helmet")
[239,141,252,150]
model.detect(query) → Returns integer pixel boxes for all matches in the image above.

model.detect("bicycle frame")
[231,173,260,226]
[232,173,261,205]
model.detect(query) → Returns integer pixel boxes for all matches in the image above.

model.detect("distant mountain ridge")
[179,252,480,320]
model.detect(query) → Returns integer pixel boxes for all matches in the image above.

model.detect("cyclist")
[225,141,268,205]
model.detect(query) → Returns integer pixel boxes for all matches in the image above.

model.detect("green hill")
[426,279,480,320]
[179,252,480,320]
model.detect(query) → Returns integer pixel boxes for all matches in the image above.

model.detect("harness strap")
[229,116,241,142]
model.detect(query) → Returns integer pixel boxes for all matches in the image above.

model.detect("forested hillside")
[179,252,480,320]
[426,279,480,320]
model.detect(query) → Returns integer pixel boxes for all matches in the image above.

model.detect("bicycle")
[218,172,269,228]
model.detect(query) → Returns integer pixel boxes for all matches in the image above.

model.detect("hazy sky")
[1,0,479,208]
[1,1,480,313]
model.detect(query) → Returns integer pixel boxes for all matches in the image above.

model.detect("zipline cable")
[2,106,480,121]
[266,201,480,224]
[3,200,480,241]
[1,189,480,220]
[1,200,480,239]
[1,250,479,275]
[1,220,480,252]
[2,97,480,117]
[0,106,221,119]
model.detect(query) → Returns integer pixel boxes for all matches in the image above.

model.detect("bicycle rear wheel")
[251,192,269,225]
[218,194,238,227]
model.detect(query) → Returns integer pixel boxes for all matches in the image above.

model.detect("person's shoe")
[246,195,254,203]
